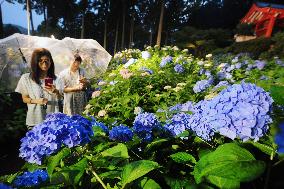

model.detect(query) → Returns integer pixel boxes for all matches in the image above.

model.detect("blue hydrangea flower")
[19,113,93,165]
[188,82,273,141]
[164,113,191,136]
[13,170,48,188]
[133,112,161,142]
[174,64,184,73]
[0,183,13,189]
[109,125,133,142]
[140,67,154,74]
[141,51,151,59]
[109,81,118,85]
[160,56,172,67]
[193,79,212,93]
[124,58,137,68]
[213,81,230,91]
[91,117,109,133]
[169,101,194,113]
[275,122,284,153]
[260,75,268,80]
[255,60,266,70]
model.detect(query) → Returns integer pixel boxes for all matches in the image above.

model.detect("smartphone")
[45,77,53,87]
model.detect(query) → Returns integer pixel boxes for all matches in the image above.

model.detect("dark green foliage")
[173,26,234,57]
[224,37,273,59]
[0,87,26,144]
[235,23,254,36]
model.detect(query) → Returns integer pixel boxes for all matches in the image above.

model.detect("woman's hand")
[44,84,59,94]
[33,98,48,105]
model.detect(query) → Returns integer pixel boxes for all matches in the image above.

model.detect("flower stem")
[90,168,107,189]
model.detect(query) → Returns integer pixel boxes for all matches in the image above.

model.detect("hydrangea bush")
[1,47,284,189]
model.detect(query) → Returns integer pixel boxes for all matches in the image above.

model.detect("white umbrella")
[0,33,60,92]
[50,37,112,79]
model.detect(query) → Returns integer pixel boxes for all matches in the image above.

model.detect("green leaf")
[121,160,160,188]
[193,143,266,189]
[246,141,276,157]
[207,175,240,189]
[170,152,196,164]
[138,177,161,189]
[99,171,121,180]
[47,148,71,175]
[270,85,284,106]
[145,138,168,152]
[101,143,129,158]
[165,177,197,189]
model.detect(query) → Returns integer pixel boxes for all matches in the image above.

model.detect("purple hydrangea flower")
[174,64,184,73]
[193,79,212,93]
[19,113,93,165]
[13,170,48,188]
[160,56,172,67]
[109,125,133,142]
[133,112,161,142]
[275,122,284,153]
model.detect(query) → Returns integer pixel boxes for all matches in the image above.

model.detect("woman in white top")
[15,48,62,129]
[59,54,88,115]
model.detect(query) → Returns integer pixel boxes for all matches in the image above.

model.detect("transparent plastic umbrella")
[50,37,112,79]
[0,33,60,92]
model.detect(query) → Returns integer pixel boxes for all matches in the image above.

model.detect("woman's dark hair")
[30,48,56,84]
[74,53,82,62]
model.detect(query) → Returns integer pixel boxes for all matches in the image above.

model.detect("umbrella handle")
[18,48,27,64]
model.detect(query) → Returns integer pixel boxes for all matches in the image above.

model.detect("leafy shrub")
[235,23,255,36]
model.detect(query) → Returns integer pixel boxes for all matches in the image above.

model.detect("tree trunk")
[114,19,119,55]
[43,4,47,35]
[103,16,107,49]
[156,0,165,46]
[0,3,3,38]
[121,3,125,50]
[149,28,152,46]
[81,13,85,39]
[129,13,134,48]
[164,31,168,45]
[28,0,34,34]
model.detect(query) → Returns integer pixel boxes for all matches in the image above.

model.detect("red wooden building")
[241,2,284,37]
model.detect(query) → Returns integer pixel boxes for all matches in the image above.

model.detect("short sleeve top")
[15,73,62,126]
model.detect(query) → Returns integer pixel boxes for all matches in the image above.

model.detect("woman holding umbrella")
[15,48,63,129]
[58,54,88,115]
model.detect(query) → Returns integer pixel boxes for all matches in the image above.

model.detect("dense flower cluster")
[275,122,284,153]
[90,116,109,133]
[187,82,273,141]
[164,113,191,136]
[160,56,173,67]
[19,113,93,164]
[193,79,213,93]
[141,51,151,59]
[169,101,194,113]
[174,64,184,73]
[133,113,161,142]
[13,170,48,188]
[0,183,13,189]
[109,125,133,142]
